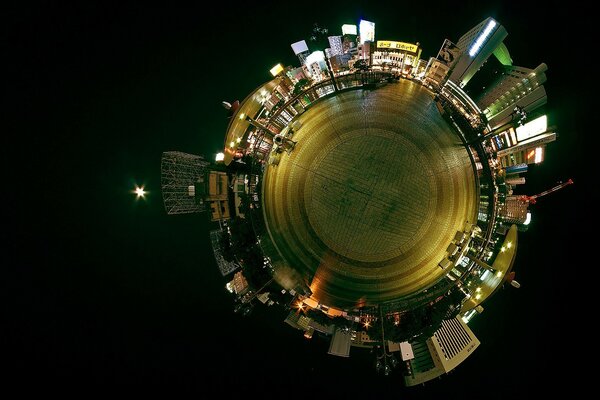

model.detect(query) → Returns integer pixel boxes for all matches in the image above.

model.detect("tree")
[354,59,369,71]
[293,78,310,95]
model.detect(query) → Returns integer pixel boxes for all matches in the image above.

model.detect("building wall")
[487,85,548,129]
[427,317,480,373]
[207,170,230,221]
[424,58,450,87]
[497,132,556,167]
[328,35,343,56]
[449,18,507,88]
[479,63,547,119]
[500,196,529,224]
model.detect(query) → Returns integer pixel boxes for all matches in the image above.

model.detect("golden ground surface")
[262,80,477,309]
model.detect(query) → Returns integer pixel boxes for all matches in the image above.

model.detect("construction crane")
[519,179,574,204]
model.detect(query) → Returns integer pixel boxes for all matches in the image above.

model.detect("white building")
[449,17,508,88]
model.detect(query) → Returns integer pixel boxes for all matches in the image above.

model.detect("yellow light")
[239,113,245,120]
[496,271,502,277]
[134,186,146,198]
[215,152,225,162]
[364,321,370,329]
[236,137,241,143]
[270,63,284,76]
[475,294,482,300]
[501,246,506,252]
[476,287,481,292]
[230,141,235,148]
[296,301,304,310]
[506,242,512,249]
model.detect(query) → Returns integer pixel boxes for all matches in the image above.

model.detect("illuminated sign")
[269,63,284,76]
[359,20,375,43]
[291,40,309,55]
[469,19,497,57]
[436,39,460,67]
[534,146,543,163]
[516,115,547,142]
[376,41,419,53]
[341,24,357,36]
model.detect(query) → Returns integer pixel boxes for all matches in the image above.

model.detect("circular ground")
[262,80,477,309]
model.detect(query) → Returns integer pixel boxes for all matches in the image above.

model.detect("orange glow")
[527,150,535,159]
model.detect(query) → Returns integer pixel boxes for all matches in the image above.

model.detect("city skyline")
[6,1,587,396]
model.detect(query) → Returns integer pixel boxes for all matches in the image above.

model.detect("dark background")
[5,1,591,396]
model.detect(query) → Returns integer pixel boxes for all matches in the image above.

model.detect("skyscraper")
[500,196,530,224]
[478,64,548,128]
[291,40,310,65]
[449,17,508,88]
[359,19,375,44]
[328,35,343,56]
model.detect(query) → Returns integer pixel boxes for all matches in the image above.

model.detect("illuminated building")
[207,170,230,222]
[160,151,208,215]
[371,41,422,74]
[291,40,310,65]
[304,51,328,82]
[327,35,343,56]
[500,196,530,225]
[228,271,249,295]
[497,133,555,167]
[424,57,450,87]
[357,41,373,63]
[449,17,508,88]
[477,63,548,128]
[359,19,375,43]
[405,317,479,386]
[341,24,357,36]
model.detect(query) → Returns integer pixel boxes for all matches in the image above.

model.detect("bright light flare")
[468,19,497,57]
[134,186,146,198]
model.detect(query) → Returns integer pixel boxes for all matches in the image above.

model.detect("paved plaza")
[262,80,478,309]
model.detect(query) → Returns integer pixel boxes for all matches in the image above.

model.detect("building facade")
[371,41,422,75]
[500,196,530,224]
[449,17,508,88]
[328,35,343,56]
[478,63,548,124]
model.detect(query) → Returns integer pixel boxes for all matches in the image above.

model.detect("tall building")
[427,317,480,373]
[405,317,479,386]
[207,170,229,222]
[291,40,310,65]
[500,196,530,224]
[497,131,556,167]
[160,151,209,215]
[304,51,328,82]
[228,271,249,295]
[328,35,343,56]
[449,17,508,88]
[478,63,548,125]
[210,229,238,276]
[359,19,375,44]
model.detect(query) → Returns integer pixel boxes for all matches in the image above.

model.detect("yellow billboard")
[377,41,419,53]
[270,63,284,77]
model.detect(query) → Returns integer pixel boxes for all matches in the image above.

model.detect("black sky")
[6,1,591,396]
